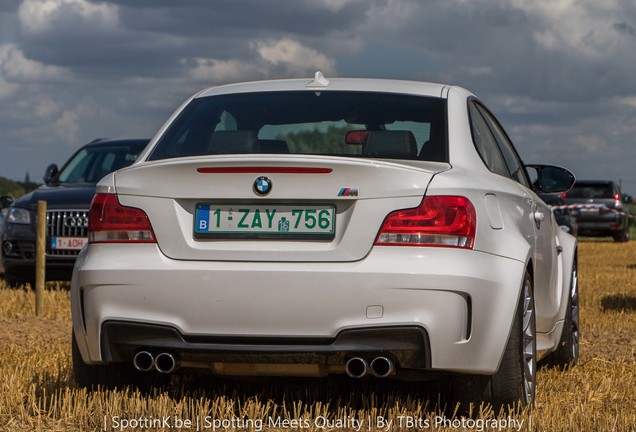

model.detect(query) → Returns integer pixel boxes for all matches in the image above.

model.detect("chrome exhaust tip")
[345,357,369,378]
[370,356,395,378]
[133,351,154,372]
[154,352,177,374]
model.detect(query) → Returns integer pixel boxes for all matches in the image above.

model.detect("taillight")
[88,193,156,243]
[374,196,476,249]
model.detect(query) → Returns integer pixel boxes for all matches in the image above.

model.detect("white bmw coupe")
[71,73,579,407]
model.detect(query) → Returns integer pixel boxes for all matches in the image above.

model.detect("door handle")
[533,211,545,222]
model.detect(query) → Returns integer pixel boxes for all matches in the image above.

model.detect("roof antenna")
[307,71,330,88]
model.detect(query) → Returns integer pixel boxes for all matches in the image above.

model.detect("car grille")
[46,209,88,256]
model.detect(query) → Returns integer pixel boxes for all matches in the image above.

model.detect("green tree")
[0,176,26,199]
[280,125,360,155]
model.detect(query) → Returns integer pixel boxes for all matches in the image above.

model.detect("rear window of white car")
[148,91,447,162]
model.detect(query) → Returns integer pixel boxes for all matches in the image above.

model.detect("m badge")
[338,187,358,197]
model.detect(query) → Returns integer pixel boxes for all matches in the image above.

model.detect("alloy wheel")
[522,276,537,403]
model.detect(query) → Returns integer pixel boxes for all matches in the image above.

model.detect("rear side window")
[474,104,529,187]
[148,91,448,162]
[469,103,509,177]
[469,101,530,187]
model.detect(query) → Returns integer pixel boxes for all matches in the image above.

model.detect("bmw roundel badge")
[254,176,272,196]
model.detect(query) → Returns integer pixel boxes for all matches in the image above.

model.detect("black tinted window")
[475,104,529,187]
[469,102,509,177]
[149,91,448,162]
[568,183,615,199]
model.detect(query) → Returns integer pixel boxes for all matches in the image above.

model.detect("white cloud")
[255,39,337,75]
[0,43,70,83]
[512,0,627,59]
[320,0,355,12]
[54,109,80,143]
[613,96,636,108]
[187,58,262,84]
[184,39,337,85]
[571,133,606,154]
[18,0,119,34]
[34,98,59,118]
[0,75,17,99]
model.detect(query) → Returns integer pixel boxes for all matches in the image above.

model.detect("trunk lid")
[113,155,448,262]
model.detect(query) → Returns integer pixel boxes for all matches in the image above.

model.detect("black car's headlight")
[7,207,31,224]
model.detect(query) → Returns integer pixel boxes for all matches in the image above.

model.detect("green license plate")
[194,203,336,239]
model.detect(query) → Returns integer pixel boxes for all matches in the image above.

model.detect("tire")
[452,270,536,411]
[3,275,22,288]
[613,227,630,242]
[3,273,34,290]
[545,252,579,367]
[72,330,147,390]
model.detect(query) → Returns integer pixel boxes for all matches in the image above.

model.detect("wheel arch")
[538,229,577,358]
[526,257,534,286]
[555,229,578,327]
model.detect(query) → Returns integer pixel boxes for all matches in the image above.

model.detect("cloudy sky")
[1,0,636,193]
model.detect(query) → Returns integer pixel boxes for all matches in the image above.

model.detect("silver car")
[71,74,579,408]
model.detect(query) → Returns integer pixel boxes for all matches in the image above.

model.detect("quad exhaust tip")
[133,351,178,374]
[136,351,390,377]
[346,356,395,378]
[370,356,395,378]
[155,352,177,374]
[133,351,154,372]
[345,357,369,378]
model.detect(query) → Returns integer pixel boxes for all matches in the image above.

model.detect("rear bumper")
[72,244,525,375]
[575,212,627,235]
[101,321,430,375]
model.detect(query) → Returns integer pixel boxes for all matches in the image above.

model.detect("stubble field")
[0,240,634,431]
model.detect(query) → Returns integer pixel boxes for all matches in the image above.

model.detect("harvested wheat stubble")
[0,241,634,431]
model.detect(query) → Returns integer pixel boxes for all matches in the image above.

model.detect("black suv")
[539,193,579,236]
[0,196,13,274]
[562,180,630,242]
[1,138,149,287]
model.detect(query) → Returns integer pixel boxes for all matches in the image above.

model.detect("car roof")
[196,73,455,99]
[573,180,617,186]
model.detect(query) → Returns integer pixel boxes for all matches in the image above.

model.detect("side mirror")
[0,195,14,209]
[43,164,59,185]
[526,164,576,194]
[623,194,633,204]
